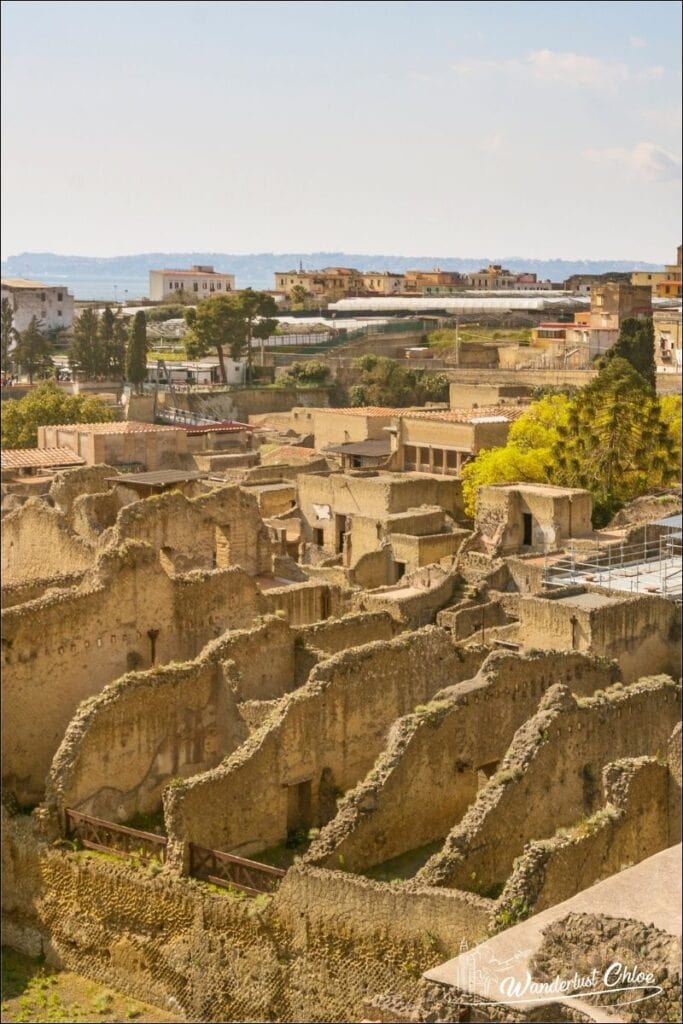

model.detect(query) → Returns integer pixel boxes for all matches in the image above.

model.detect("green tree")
[185,291,279,383]
[12,316,53,384]
[459,394,576,517]
[350,355,415,407]
[69,308,102,379]
[600,317,656,389]
[1,297,17,373]
[126,311,149,392]
[289,285,310,310]
[110,312,128,379]
[553,357,678,524]
[99,305,115,376]
[461,446,553,518]
[277,360,331,386]
[1,380,112,448]
[413,371,449,404]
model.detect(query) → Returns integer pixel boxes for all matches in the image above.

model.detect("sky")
[1,0,681,262]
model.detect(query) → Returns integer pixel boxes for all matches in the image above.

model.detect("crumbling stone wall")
[2,498,96,584]
[1,543,268,806]
[519,588,681,682]
[495,751,680,923]
[164,628,478,861]
[1,813,491,1022]
[0,571,88,609]
[44,615,403,827]
[293,611,399,654]
[263,578,345,625]
[110,485,273,576]
[46,659,248,824]
[305,652,620,873]
[417,676,680,895]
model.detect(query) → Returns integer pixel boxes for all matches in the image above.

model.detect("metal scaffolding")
[543,521,682,601]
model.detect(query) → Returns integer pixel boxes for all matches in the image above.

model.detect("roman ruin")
[1,425,681,1023]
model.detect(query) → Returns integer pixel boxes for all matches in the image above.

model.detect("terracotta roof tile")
[1,447,85,470]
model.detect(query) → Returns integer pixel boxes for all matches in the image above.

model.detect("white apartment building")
[0,278,75,333]
[149,265,236,302]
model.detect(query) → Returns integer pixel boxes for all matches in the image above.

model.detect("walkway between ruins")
[424,844,681,1022]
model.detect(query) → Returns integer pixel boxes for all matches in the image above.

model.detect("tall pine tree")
[126,311,148,392]
[12,316,53,383]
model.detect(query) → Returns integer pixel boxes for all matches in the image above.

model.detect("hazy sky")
[1,0,681,262]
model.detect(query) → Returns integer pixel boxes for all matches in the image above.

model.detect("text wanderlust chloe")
[500,962,656,999]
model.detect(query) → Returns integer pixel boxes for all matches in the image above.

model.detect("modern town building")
[656,246,682,299]
[149,266,235,302]
[0,278,75,333]
[589,282,652,356]
[653,308,682,372]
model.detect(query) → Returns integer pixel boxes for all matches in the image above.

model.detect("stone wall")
[417,676,681,894]
[518,587,681,682]
[495,751,680,924]
[1,814,491,1022]
[163,629,479,861]
[1,544,268,805]
[2,498,96,584]
[111,485,273,576]
[357,562,463,628]
[262,578,344,625]
[294,611,399,654]
[0,571,88,609]
[305,652,620,873]
[163,385,332,423]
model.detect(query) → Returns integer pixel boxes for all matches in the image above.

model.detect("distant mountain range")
[1,251,662,300]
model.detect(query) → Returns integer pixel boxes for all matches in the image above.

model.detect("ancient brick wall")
[417,676,680,894]
[305,652,619,873]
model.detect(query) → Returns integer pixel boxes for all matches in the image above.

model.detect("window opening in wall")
[335,514,347,554]
[477,760,499,790]
[314,527,324,546]
[395,561,406,580]
[522,512,533,546]
[147,629,160,664]
[214,525,231,568]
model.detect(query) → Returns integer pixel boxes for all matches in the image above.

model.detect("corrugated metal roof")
[1,447,85,470]
[325,439,392,457]
[653,513,683,529]
[107,470,205,486]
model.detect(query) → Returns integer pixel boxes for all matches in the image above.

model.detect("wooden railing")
[189,842,285,896]
[65,808,167,865]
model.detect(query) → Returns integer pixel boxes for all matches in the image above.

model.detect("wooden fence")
[189,842,285,896]
[65,808,167,865]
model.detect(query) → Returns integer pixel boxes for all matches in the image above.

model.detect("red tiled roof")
[1,447,85,470]
[185,420,251,436]
[312,405,527,423]
[42,421,185,435]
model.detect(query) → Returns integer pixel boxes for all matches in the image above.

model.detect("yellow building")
[274,267,364,300]
[656,246,682,299]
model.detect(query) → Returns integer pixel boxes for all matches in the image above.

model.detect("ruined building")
[2,460,680,1023]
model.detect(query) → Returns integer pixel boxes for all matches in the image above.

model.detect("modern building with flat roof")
[1,278,74,333]
[149,266,235,302]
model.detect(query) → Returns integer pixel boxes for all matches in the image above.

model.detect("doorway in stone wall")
[522,512,533,546]
[214,525,231,568]
[286,778,312,835]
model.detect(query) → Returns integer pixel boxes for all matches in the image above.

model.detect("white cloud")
[525,49,629,90]
[584,142,682,182]
[451,50,667,92]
